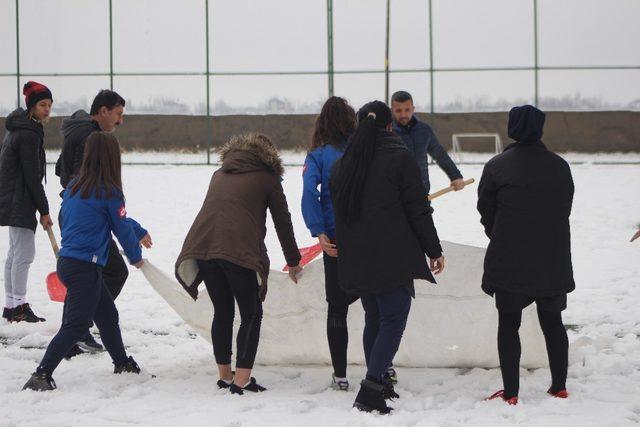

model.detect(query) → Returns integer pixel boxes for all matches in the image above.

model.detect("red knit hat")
[23,81,53,110]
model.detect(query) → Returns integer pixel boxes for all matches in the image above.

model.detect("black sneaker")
[23,372,57,391]
[331,373,350,391]
[114,356,141,374]
[217,371,235,389]
[77,333,105,353]
[229,377,267,395]
[64,344,85,360]
[11,303,45,323]
[2,307,13,321]
[217,379,232,389]
[353,378,392,414]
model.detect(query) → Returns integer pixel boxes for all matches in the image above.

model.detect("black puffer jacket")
[55,110,101,189]
[477,141,575,297]
[0,108,49,231]
[330,131,443,297]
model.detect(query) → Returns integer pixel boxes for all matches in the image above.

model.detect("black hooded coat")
[0,108,49,231]
[477,106,575,297]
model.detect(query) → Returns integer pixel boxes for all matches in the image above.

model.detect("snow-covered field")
[1,153,639,426]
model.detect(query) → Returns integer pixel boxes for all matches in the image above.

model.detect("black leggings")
[324,253,358,378]
[198,259,263,370]
[498,307,568,398]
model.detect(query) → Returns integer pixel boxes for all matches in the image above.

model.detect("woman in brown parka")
[176,133,302,395]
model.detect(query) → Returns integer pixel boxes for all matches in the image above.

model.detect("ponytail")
[332,102,391,224]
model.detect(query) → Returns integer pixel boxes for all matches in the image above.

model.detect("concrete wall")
[1,111,639,153]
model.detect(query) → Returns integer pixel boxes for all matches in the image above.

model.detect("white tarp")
[141,241,548,368]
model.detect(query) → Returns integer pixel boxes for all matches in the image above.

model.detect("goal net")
[451,133,504,163]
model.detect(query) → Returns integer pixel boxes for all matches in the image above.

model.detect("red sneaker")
[547,389,569,398]
[484,390,518,405]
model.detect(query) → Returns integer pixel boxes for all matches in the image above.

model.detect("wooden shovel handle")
[45,227,59,258]
[427,178,476,201]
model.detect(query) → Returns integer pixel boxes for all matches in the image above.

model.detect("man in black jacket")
[55,90,137,355]
[478,105,574,404]
[56,90,124,188]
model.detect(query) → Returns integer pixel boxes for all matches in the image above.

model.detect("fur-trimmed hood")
[175,132,300,302]
[218,133,284,177]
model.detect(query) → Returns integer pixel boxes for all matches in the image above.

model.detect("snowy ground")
[1,153,639,426]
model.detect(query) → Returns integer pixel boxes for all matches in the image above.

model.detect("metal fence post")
[384,0,390,104]
[205,0,212,164]
[327,0,334,97]
[533,0,539,106]
[109,0,114,90]
[15,0,20,108]
[428,0,434,115]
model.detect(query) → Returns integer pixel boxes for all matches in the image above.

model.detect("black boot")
[353,378,393,414]
[114,356,141,374]
[23,371,57,391]
[383,380,400,400]
[11,303,45,323]
[229,377,267,395]
[2,307,14,321]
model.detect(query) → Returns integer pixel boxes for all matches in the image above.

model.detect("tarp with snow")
[141,241,548,368]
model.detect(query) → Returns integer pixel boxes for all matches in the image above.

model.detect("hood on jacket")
[5,108,43,137]
[375,130,407,151]
[219,133,284,176]
[61,109,95,139]
[508,105,546,144]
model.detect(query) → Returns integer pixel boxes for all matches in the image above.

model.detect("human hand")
[430,256,445,275]
[318,234,337,257]
[288,264,303,283]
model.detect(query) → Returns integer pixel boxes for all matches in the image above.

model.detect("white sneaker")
[331,373,349,391]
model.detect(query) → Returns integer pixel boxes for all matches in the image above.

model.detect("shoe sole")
[353,402,392,414]
[22,385,55,392]
[76,342,105,353]
[9,318,45,323]
[64,349,85,360]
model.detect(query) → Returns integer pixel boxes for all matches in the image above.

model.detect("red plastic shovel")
[45,227,67,302]
[282,243,323,272]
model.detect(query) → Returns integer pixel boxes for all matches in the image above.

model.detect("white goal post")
[451,133,504,163]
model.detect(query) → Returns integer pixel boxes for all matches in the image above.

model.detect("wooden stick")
[45,227,59,258]
[427,178,476,201]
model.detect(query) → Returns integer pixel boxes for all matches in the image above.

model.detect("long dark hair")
[332,101,392,224]
[70,131,123,199]
[309,96,356,152]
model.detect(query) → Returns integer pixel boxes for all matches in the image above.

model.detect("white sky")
[1,0,639,113]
